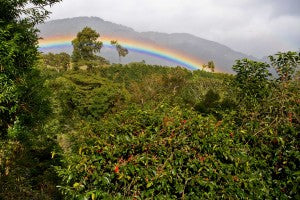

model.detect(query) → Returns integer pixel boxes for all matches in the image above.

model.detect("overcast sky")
[47,0,300,58]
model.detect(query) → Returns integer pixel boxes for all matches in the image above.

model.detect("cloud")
[269,0,300,17]
[47,0,300,57]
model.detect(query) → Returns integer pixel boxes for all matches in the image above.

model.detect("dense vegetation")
[0,0,62,199]
[39,58,298,199]
[1,1,299,199]
[3,59,299,199]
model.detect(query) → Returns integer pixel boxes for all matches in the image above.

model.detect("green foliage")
[0,0,61,137]
[0,0,61,25]
[48,71,129,122]
[111,40,129,63]
[72,27,104,70]
[1,5,299,198]
[55,101,299,199]
[269,51,300,82]
[42,52,71,71]
[0,0,62,199]
[232,59,271,104]
[0,20,38,138]
[43,53,298,199]
[195,89,220,114]
[0,137,62,199]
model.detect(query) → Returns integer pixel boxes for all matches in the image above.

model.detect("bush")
[48,71,129,122]
[55,102,299,199]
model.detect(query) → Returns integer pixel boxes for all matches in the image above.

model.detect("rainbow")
[38,35,204,70]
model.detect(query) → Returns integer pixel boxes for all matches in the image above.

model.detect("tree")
[72,27,103,70]
[0,0,61,198]
[43,52,56,66]
[57,52,71,71]
[202,61,215,72]
[42,52,71,71]
[269,51,300,82]
[111,40,129,63]
[0,0,61,138]
[268,52,300,123]
[207,61,215,72]
[232,59,271,104]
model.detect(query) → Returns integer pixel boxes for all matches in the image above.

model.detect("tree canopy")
[0,0,61,138]
[42,52,71,71]
[111,40,129,63]
[72,27,103,70]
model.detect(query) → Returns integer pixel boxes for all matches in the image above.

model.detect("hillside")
[2,1,300,199]
[37,17,258,72]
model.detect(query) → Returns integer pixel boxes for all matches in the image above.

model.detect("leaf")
[146,182,153,188]
[73,182,80,188]
[51,151,56,159]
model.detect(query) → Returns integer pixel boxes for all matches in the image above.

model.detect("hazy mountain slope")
[37,16,258,72]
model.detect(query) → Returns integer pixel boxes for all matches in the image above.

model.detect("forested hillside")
[1,1,299,199]
[2,58,300,199]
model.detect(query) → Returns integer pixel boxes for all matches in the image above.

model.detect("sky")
[47,0,300,58]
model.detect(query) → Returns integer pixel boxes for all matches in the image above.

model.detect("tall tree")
[111,40,129,63]
[0,0,62,198]
[72,27,103,70]
[0,0,61,138]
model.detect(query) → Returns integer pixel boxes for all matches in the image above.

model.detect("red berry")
[114,165,119,173]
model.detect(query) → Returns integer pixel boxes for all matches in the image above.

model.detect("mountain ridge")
[38,16,258,72]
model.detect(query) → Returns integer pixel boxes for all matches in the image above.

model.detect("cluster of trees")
[1,0,299,199]
[70,27,128,71]
[42,52,71,71]
[42,27,130,71]
[42,25,216,74]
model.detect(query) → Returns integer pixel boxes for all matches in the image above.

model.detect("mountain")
[37,16,258,73]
